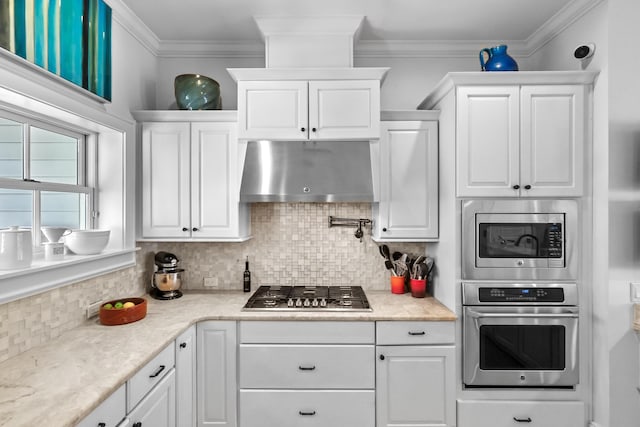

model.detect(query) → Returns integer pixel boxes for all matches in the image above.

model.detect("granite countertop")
[0,290,456,427]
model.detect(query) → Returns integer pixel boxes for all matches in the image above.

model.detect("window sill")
[0,248,138,304]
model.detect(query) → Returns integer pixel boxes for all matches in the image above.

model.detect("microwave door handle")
[466,309,578,319]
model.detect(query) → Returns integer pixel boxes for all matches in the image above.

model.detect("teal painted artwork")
[0,0,112,101]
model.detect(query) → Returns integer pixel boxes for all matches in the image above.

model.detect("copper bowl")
[99,297,147,326]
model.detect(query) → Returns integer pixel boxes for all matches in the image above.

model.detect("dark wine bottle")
[243,256,251,292]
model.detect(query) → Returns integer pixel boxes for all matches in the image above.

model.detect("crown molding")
[523,0,605,55]
[112,0,604,60]
[157,40,265,58]
[105,0,160,55]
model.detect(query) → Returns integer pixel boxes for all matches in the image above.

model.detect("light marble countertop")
[0,290,456,427]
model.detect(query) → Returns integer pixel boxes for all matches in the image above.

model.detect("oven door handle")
[466,309,578,319]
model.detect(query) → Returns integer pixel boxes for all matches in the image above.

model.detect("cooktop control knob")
[287,298,294,307]
[312,298,319,307]
[320,298,327,307]
[295,298,303,307]
[303,298,311,307]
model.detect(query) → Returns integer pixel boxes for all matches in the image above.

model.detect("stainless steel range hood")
[240,140,373,203]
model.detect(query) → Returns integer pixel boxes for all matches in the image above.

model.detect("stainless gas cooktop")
[242,285,372,312]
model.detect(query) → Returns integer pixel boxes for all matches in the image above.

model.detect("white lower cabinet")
[456,400,585,427]
[239,390,375,427]
[238,321,375,427]
[76,384,126,427]
[176,325,196,427]
[376,321,456,427]
[127,369,176,427]
[196,321,237,427]
[78,340,177,427]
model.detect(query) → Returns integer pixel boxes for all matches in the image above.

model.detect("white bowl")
[64,229,110,255]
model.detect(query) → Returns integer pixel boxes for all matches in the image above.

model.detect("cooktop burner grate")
[243,285,372,311]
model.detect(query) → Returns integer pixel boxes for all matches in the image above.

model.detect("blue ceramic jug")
[479,45,519,71]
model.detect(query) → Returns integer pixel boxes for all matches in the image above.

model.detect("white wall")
[531,1,640,426]
[153,55,481,111]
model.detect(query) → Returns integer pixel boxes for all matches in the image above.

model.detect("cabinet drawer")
[457,400,585,427]
[127,341,175,412]
[77,384,126,427]
[240,321,374,344]
[239,390,375,427]
[376,321,454,345]
[239,345,374,389]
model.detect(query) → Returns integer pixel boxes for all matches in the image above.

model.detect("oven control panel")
[478,287,565,303]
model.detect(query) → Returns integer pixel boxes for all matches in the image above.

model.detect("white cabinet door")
[237,80,308,140]
[190,123,244,239]
[457,86,520,197]
[520,85,585,197]
[308,80,380,140]
[197,321,237,427]
[141,122,191,238]
[373,120,438,241]
[176,325,196,427]
[376,346,455,427]
[141,121,250,241]
[128,369,176,427]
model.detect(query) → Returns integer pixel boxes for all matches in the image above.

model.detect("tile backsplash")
[0,203,426,363]
[138,203,426,292]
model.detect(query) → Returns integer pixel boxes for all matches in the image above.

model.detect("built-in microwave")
[462,200,578,280]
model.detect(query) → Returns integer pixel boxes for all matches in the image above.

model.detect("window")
[0,111,93,244]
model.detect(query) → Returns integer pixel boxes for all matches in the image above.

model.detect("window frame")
[0,83,136,305]
[0,109,95,245]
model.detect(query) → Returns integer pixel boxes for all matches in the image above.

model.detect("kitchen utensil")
[151,251,183,300]
[479,44,519,71]
[379,245,396,275]
[41,226,70,243]
[0,226,32,270]
[64,229,110,255]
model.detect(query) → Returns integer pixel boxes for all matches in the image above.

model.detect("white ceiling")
[118,0,589,45]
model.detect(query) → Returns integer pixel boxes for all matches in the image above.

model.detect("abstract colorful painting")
[0,0,112,101]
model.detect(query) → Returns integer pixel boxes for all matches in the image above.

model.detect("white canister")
[0,226,33,270]
[44,242,65,261]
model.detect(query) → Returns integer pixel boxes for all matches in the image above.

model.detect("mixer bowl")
[153,270,183,291]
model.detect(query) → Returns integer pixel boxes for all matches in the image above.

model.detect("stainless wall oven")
[462,282,579,388]
[462,199,578,280]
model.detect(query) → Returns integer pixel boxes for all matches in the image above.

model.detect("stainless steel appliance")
[462,199,578,280]
[243,285,372,311]
[462,282,579,388]
[151,251,183,300]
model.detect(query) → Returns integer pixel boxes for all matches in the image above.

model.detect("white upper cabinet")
[457,84,586,197]
[237,79,380,140]
[418,72,597,199]
[372,114,439,241]
[136,111,250,241]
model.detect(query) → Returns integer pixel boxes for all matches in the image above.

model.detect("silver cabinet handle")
[467,309,578,319]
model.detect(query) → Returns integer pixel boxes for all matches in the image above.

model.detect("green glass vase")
[174,74,221,110]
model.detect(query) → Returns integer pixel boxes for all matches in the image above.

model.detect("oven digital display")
[478,287,565,303]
